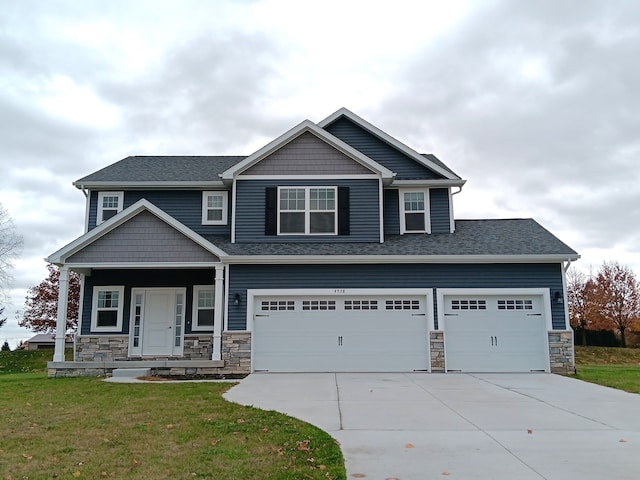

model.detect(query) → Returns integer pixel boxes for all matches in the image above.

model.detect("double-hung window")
[192,286,215,331]
[278,186,337,235]
[97,192,124,224]
[400,190,430,233]
[202,191,228,225]
[91,286,124,332]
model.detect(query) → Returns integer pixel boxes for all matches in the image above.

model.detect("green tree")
[1,340,10,352]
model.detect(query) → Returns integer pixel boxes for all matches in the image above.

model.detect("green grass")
[0,373,345,479]
[574,346,640,394]
[0,348,73,374]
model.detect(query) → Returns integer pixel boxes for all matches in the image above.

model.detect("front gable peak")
[220,120,394,182]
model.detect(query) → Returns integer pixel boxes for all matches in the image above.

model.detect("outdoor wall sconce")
[554,291,564,305]
[233,293,241,306]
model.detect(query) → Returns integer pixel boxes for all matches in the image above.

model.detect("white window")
[91,286,124,332]
[192,286,215,331]
[278,186,337,235]
[202,191,228,225]
[400,190,430,234]
[97,192,124,225]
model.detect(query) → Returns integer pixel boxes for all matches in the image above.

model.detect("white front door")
[130,288,185,357]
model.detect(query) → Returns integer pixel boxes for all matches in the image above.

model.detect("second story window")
[400,190,430,234]
[278,186,337,235]
[97,192,124,225]
[202,191,228,225]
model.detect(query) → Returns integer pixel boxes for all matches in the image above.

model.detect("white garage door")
[253,294,429,372]
[443,295,549,372]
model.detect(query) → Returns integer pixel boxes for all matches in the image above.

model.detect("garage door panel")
[443,294,548,373]
[253,294,429,372]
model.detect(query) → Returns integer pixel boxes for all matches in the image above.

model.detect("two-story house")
[47,108,579,377]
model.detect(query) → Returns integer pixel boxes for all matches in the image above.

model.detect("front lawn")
[0,373,345,479]
[574,346,640,394]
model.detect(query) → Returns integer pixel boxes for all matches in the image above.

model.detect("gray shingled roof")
[75,156,246,184]
[422,154,461,180]
[75,153,460,185]
[207,219,577,257]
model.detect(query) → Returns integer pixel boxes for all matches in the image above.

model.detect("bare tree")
[0,204,23,301]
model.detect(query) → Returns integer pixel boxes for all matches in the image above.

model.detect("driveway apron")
[224,373,640,479]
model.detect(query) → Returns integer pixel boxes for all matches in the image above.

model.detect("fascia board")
[225,254,580,265]
[390,179,467,188]
[318,108,459,181]
[73,181,226,190]
[64,262,221,269]
[220,120,395,180]
[47,199,229,264]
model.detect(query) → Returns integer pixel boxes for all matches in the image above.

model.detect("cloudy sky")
[1,0,639,346]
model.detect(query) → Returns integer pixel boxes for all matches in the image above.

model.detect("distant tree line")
[568,261,640,347]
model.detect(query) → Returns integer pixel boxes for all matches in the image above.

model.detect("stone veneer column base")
[548,331,575,374]
[429,331,445,372]
[221,331,252,374]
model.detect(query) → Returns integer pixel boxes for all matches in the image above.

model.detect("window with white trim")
[399,190,429,233]
[202,191,228,225]
[451,299,487,310]
[97,192,124,224]
[302,300,336,311]
[192,286,215,331]
[386,299,420,310]
[261,300,295,311]
[278,186,337,235]
[91,286,124,332]
[497,299,533,310]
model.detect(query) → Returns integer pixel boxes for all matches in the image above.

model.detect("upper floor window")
[202,191,228,225]
[91,286,124,332]
[97,192,124,225]
[278,186,337,235]
[400,190,430,234]
[192,285,215,331]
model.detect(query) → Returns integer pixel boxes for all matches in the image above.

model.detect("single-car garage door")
[252,294,429,372]
[443,294,549,372]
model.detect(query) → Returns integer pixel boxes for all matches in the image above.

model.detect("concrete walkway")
[224,373,640,479]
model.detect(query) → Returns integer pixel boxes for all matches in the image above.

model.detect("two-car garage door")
[252,293,430,372]
[250,290,551,373]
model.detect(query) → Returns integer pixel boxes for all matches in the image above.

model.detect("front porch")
[47,331,251,378]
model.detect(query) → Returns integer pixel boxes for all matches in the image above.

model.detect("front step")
[112,368,151,378]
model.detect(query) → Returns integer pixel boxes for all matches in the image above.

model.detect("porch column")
[53,266,70,362]
[212,265,225,361]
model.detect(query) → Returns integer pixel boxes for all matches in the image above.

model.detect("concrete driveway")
[224,373,640,479]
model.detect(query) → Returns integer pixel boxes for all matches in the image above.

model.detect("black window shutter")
[265,187,277,235]
[338,186,350,235]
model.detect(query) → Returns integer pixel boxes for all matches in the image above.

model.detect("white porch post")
[53,266,70,362]
[212,265,225,361]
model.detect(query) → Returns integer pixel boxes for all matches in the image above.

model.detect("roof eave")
[73,181,227,190]
[224,253,581,265]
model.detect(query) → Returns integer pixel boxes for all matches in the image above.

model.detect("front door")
[130,288,185,357]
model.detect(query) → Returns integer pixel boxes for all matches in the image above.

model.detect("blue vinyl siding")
[234,179,380,243]
[227,263,567,330]
[383,189,400,235]
[87,190,231,236]
[324,117,443,180]
[429,188,451,233]
[81,269,215,335]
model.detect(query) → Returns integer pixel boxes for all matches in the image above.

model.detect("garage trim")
[247,288,434,372]
[437,288,552,373]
